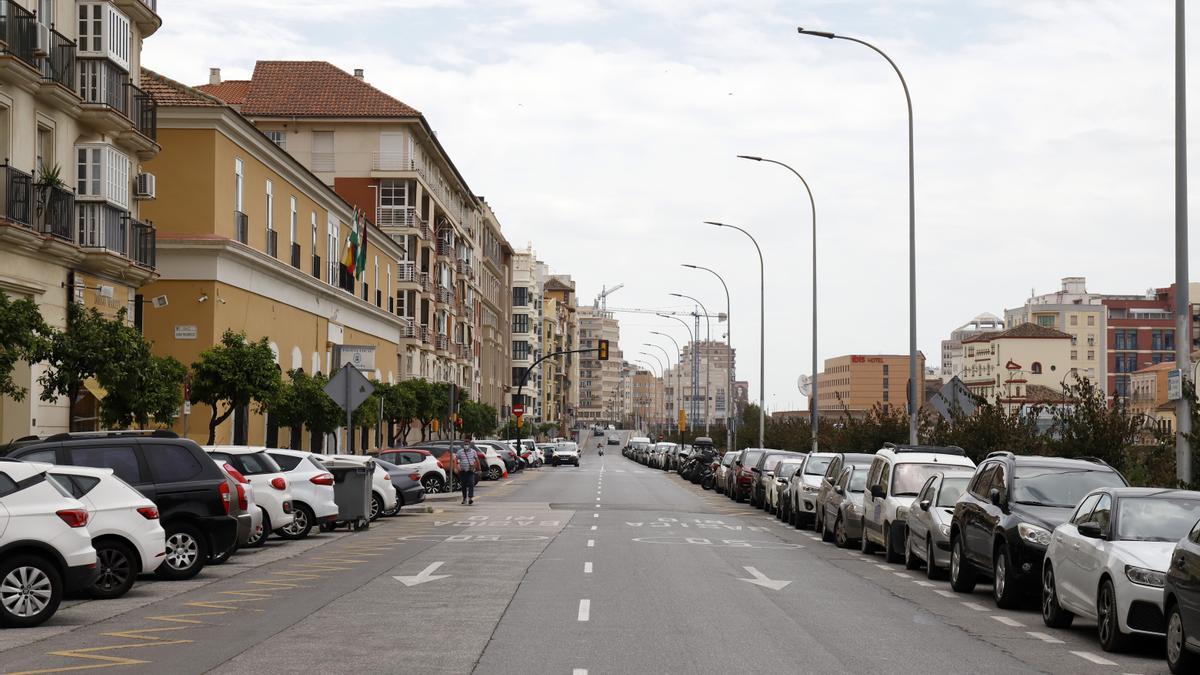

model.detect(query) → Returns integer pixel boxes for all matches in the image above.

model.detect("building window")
[513,341,530,360]
[1070,349,1078,360]
[234,158,243,212]
[76,145,129,208]
[1165,329,1176,350]
[512,314,529,334]
[1087,315,1096,326]
[1031,362,1042,375]
[513,286,529,307]
[1087,334,1096,347]
[1069,315,1078,326]
[289,197,297,246]
[1037,315,1055,328]
[265,130,286,149]
[311,131,334,171]
[1152,329,1163,351]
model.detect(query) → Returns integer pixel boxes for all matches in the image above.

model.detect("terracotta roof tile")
[962,322,1072,343]
[196,80,251,105]
[141,68,227,108]
[210,61,421,118]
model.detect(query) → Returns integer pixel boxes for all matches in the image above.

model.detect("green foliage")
[925,399,1045,464]
[1051,376,1145,468]
[39,304,132,406]
[99,353,186,429]
[189,330,281,444]
[458,399,498,437]
[270,369,341,445]
[0,292,50,401]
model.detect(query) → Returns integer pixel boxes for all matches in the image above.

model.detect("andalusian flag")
[341,211,359,277]
[354,210,367,281]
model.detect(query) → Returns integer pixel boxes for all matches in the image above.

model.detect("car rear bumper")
[234,513,252,545]
[198,515,240,556]
[63,562,99,593]
[400,485,425,506]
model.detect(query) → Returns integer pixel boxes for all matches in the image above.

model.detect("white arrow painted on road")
[737,566,791,591]
[393,561,450,587]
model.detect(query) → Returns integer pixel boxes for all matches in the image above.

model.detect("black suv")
[949,452,1128,608]
[6,431,239,581]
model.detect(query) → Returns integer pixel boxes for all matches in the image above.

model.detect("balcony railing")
[290,242,301,269]
[1,164,32,226]
[234,210,248,243]
[418,272,430,292]
[35,181,73,240]
[311,254,321,279]
[372,152,414,171]
[76,202,127,254]
[40,26,75,90]
[130,218,155,268]
[436,237,452,257]
[376,205,416,228]
[436,335,449,352]
[419,325,431,344]
[0,1,37,70]
[128,83,157,140]
[436,286,452,305]
[266,228,278,258]
[456,259,473,278]
[400,321,416,339]
[78,58,130,116]
[397,261,416,282]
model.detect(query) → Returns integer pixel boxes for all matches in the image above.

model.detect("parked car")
[476,443,514,479]
[377,448,448,493]
[950,452,1127,608]
[730,449,767,503]
[0,461,97,627]
[826,466,869,548]
[6,431,239,581]
[374,459,427,513]
[209,461,255,564]
[813,453,875,532]
[903,470,973,579]
[552,442,581,467]
[716,451,740,496]
[328,455,399,521]
[44,464,165,599]
[861,443,976,563]
[264,449,339,537]
[766,459,803,515]
[751,450,797,509]
[788,452,833,529]
[626,437,651,459]
[1039,488,1200,653]
[205,447,294,547]
[1166,513,1200,673]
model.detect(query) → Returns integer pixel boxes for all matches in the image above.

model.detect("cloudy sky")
[144,0,1199,412]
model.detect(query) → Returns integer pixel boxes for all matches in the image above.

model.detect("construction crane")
[594,284,624,311]
[607,306,726,321]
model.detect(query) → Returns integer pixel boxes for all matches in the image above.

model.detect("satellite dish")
[797,374,812,397]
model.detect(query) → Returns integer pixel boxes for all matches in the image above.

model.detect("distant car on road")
[606,433,620,446]
[552,442,580,467]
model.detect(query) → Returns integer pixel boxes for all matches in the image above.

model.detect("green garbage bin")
[322,457,373,531]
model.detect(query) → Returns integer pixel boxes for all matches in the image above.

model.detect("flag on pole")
[355,210,367,281]
[339,210,358,289]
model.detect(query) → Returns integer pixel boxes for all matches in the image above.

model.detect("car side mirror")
[751,467,761,474]
[919,499,931,511]
[834,486,844,495]
[869,485,885,499]
[1078,522,1102,539]
[988,489,1004,508]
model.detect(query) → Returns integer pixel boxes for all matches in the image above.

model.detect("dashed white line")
[934,590,957,598]
[1070,651,1117,666]
[991,615,1024,628]
[1026,631,1064,644]
[577,599,590,621]
[584,562,593,574]
[893,572,912,579]
[590,525,597,531]
[573,669,588,675]
[875,564,891,571]
[962,602,988,611]
[587,539,595,547]
[593,513,599,518]
[912,580,935,587]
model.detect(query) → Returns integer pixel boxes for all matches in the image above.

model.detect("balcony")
[130,218,155,268]
[436,237,453,257]
[456,259,473,278]
[435,286,453,305]
[436,335,449,352]
[372,152,414,172]
[0,1,37,73]
[311,254,321,279]
[397,261,417,283]
[290,242,301,269]
[1,164,32,227]
[77,202,128,254]
[400,320,416,339]
[128,83,157,141]
[234,211,248,244]
[419,325,431,345]
[35,181,73,241]
[266,228,278,258]
[78,59,130,116]
[418,272,430,292]
[377,205,418,229]
[39,26,75,93]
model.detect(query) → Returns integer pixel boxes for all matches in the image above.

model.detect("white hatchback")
[328,455,398,521]
[44,464,165,598]
[265,449,339,538]
[0,462,96,628]
[205,447,294,546]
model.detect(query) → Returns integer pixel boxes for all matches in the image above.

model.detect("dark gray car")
[375,459,427,515]
[826,466,868,548]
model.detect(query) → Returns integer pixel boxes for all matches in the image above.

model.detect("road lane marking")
[590,525,597,530]
[574,670,588,675]
[912,580,935,587]
[962,602,988,611]
[587,539,595,547]
[991,615,1024,627]
[893,572,912,578]
[578,599,591,621]
[593,513,599,518]
[875,564,891,570]
[1070,651,1117,666]
[934,590,957,598]
[1026,632,1064,644]
[584,562,593,574]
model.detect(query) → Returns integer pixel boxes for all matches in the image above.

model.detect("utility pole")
[1177,0,1193,484]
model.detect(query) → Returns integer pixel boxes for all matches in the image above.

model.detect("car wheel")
[91,540,137,599]
[277,504,314,540]
[949,535,976,593]
[835,515,851,549]
[993,544,1020,609]
[487,466,503,481]
[1168,601,1198,673]
[1041,564,1074,628]
[244,509,271,548]
[209,542,236,565]
[0,554,62,628]
[904,531,921,570]
[1097,578,1129,652]
[422,474,445,494]
[369,493,383,522]
[926,538,944,580]
[157,524,208,581]
[861,525,877,555]
[884,524,903,564]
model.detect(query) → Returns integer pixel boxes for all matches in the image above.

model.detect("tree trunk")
[207,407,218,445]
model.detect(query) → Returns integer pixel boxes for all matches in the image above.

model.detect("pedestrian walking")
[453,434,481,505]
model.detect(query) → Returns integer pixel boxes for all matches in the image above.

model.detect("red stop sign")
[512,403,525,416]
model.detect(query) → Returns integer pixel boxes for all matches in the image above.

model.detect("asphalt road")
[0,433,1171,674]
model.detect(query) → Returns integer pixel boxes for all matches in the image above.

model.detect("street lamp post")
[634,359,659,436]
[671,293,712,435]
[737,155,819,454]
[657,315,697,432]
[644,343,674,435]
[797,26,919,445]
[706,221,766,450]
[638,352,666,435]
[650,331,683,435]
[683,263,735,451]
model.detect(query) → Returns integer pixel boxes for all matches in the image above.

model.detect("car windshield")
[777,462,802,479]
[804,456,832,476]
[1012,466,1127,508]
[1116,497,1200,541]
[848,470,867,493]
[762,455,786,472]
[937,477,970,507]
[891,464,955,497]
[741,450,764,467]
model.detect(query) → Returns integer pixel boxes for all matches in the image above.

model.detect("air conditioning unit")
[34,23,50,56]
[134,172,156,199]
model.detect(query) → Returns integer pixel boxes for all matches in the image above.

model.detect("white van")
[860,443,975,563]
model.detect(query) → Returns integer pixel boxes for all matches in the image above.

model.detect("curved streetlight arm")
[671,292,712,434]
[796,27,918,445]
[683,263,736,450]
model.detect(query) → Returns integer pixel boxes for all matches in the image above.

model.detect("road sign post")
[324,364,375,454]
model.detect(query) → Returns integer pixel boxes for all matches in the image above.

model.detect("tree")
[99,353,187,429]
[0,291,50,401]
[1051,376,1143,469]
[189,330,281,444]
[39,304,145,429]
[382,379,419,445]
[269,369,341,449]
[924,399,1046,463]
[459,400,498,438]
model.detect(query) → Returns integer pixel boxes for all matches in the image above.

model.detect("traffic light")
[597,339,609,361]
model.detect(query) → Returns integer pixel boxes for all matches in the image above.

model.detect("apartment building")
[940,312,1004,378]
[664,340,736,430]
[631,368,665,430]
[198,61,496,398]
[138,71,406,448]
[578,306,623,424]
[1004,277,1106,391]
[960,323,1072,412]
[1130,361,1177,438]
[477,199,512,412]
[1103,283,1200,401]
[816,353,926,418]
[510,247,544,421]
[0,0,161,438]
[543,274,578,433]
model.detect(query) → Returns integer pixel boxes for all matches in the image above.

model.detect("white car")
[792,452,835,528]
[265,449,339,539]
[44,464,165,598]
[861,444,976,563]
[1043,488,1200,652]
[205,447,295,547]
[329,455,398,521]
[552,442,580,467]
[0,462,96,628]
[377,449,447,493]
[478,447,508,480]
[766,459,804,515]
